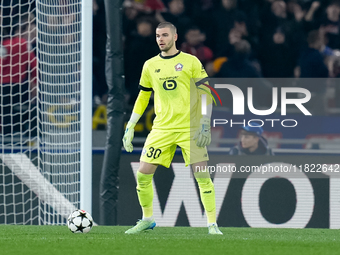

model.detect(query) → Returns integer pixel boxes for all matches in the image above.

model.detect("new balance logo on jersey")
[203,190,212,194]
[155,69,161,73]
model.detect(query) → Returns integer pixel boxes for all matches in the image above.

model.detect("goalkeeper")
[123,22,222,235]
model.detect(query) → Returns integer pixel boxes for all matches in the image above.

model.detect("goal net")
[0,0,90,225]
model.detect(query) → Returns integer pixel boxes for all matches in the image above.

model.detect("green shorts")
[140,130,209,168]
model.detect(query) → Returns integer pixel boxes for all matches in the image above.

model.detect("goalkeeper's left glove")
[193,117,211,147]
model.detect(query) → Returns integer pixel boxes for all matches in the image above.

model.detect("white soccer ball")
[67,209,93,233]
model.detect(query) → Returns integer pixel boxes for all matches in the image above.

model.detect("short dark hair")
[136,16,157,30]
[185,25,201,34]
[157,22,177,34]
[137,16,155,26]
[240,129,258,138]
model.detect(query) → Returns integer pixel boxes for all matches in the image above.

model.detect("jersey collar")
[159,50,181,59]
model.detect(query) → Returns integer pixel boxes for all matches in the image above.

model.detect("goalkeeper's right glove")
[122,121,136,152]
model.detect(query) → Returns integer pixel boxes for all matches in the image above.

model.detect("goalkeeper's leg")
[137,162,157,220]
[125,162,158,234]
[193,161,223,235]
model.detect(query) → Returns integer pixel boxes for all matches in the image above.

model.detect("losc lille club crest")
[175,63,183,71]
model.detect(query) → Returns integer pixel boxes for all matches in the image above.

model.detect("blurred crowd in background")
[1,0,340,115]
[112,0,340,112]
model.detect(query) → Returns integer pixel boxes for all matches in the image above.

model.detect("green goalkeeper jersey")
[139,51,208,132]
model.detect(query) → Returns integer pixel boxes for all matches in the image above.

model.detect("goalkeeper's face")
[156,27,177,53]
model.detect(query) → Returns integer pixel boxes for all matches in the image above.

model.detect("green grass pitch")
[1,225,340,255]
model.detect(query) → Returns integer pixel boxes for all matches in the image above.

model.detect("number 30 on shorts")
[146,147,162,159]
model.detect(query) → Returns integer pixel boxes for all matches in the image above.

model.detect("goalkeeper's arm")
[122,90,152,152]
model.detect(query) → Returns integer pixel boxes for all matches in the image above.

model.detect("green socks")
[194,172,216,224]
[136,171,154,218]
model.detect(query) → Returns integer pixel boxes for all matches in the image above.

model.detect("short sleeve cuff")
[138,85,153,91]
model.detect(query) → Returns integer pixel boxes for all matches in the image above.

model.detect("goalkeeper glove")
[193,117,211,148]
[123,121,136,152]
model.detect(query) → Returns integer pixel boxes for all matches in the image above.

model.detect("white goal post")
[0,0,92,224]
